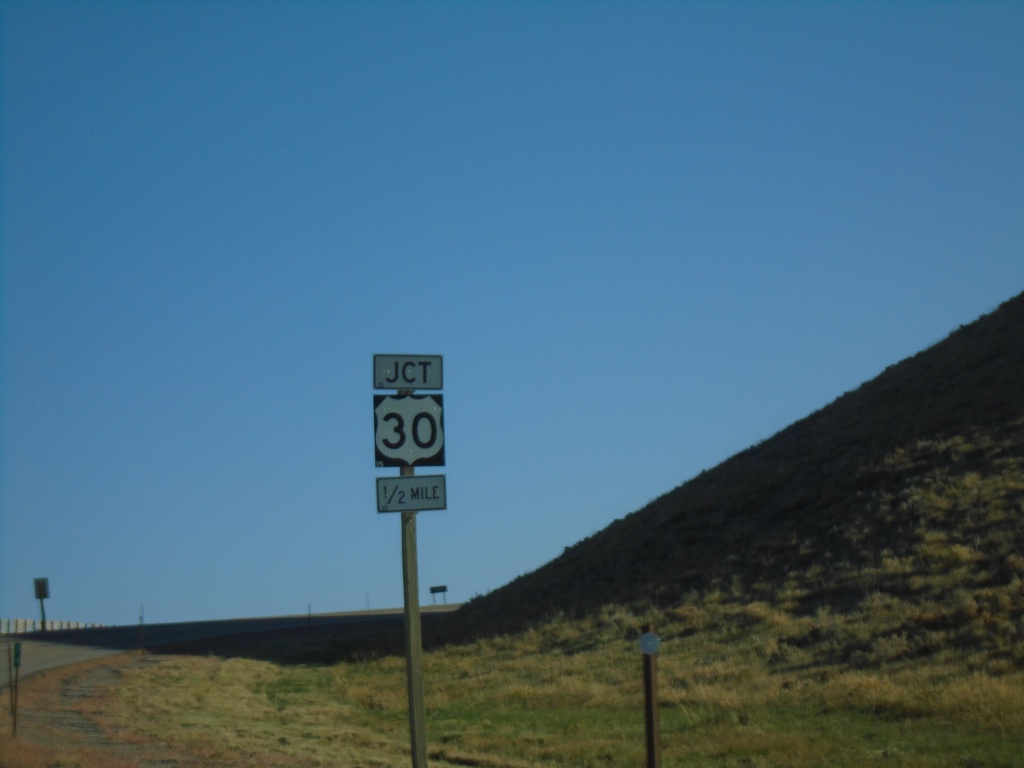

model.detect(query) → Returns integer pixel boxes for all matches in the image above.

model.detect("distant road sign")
[374,394,445,467]
[374,355,443,390]
[377,475,447,512]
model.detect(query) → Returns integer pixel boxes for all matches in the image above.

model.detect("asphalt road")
[0,608,449,685]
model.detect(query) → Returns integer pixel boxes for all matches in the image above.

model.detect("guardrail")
[1,619,104,634]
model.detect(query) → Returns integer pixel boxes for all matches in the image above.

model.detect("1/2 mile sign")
[377,474,447,512]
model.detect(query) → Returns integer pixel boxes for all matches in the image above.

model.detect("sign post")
[400,466,427,768]
[6,644,14,722]
[640,625,661,768]
[374,354,444,768]
[11,642,21,736]
[34,578,49,633]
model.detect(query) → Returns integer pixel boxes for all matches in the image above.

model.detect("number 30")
[381,412,438,450]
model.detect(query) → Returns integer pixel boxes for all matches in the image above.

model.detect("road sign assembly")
[371,353,446,768]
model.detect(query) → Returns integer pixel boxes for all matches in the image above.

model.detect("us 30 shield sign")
[374,394,445,467]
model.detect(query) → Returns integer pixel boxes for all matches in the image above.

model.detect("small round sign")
[639,632,661,655]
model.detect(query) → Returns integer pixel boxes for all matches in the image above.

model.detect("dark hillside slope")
[453,292,1024,660]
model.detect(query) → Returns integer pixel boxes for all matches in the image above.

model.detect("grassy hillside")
[447,292,1024,672]
[7,294,1022,768]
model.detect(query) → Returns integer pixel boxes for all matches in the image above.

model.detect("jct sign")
[374,355,443,390]
[374,394,445,467]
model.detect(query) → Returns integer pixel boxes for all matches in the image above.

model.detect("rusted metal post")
[642,624,661,768]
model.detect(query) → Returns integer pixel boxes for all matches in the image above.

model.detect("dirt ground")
[0,652,230,768]
[1,621,415,768]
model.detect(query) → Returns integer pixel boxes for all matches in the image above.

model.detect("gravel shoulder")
[2,652,212,768]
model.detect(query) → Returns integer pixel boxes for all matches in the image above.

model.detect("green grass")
[84,599,1024,767]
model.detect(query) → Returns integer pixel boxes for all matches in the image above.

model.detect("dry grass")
[8,600,1016,768]
[0,709,137,768]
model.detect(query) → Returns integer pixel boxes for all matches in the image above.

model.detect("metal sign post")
[34,578,49,633]
[11,642,21,736]
[640,625,661,768]
[6,644,14,721]
[374,354,445,768]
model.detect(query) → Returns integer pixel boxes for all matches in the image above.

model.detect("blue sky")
[2,1,1022,626]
